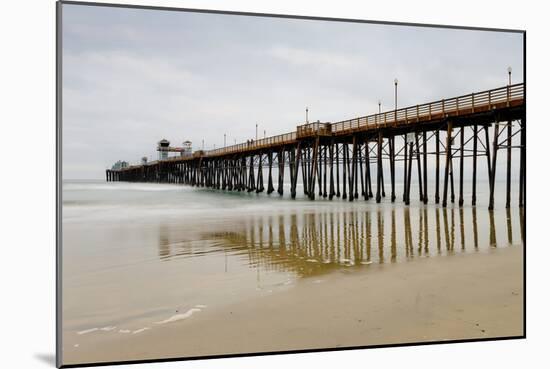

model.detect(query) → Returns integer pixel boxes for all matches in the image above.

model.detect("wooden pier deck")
[107,83,525,209]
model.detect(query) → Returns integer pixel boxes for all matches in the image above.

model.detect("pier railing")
[331,83,524,134]
[206,131,297,157]
[206,83,524,157]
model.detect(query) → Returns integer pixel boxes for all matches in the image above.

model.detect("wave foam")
[154,308,201,324]
[77,328,98,335]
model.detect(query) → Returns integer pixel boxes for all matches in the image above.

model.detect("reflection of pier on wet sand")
[159,206,523,278]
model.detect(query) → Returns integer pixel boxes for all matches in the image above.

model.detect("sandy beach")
[63,243,523,365]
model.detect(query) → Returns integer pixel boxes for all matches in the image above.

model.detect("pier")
[106,83,525,209]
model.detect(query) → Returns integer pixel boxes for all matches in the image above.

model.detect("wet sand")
[64,244,523,365]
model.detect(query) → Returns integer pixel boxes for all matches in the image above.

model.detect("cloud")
[266,45,362,69]
[61,4,523,179]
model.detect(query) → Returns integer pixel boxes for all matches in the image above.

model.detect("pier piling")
[107,84,524,210]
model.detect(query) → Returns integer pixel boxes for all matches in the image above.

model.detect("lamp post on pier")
[394,78,398,111]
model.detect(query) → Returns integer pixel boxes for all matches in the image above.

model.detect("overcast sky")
[62,3,523,179]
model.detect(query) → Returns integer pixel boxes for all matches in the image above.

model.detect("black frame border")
[56,1,527,368]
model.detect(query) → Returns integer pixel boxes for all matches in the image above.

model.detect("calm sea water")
[62,179,523,345]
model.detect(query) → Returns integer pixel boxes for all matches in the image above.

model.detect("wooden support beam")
[221,161,225,189]
[267,151,274,194]
[215,161,219,188]
[336,143,341,197]
[506,120,512,208]
[302,146,308,196]
[366,140,373,198]
[358,142,365,199]
[472,124,478,206]
[459,126,465,207]
[223,161,227,188]
[243,157,247,191]
[450,147,455,203]
[210,161,214,187]
[442,121,453,207]
[403,134,408,201]
[364,141,369,200]
[329,141,335,200]
[390,136,396,202]
[256,153,264,193]
[489,121,500,210]
[233,160,237,190]
[323,145,328,198]
[484,125,492,200]
[415,131,423,202]
[291,144,300,199]
[353,138,359,199]
[230,159,236,191]
[352,135,359,199]
[381,156,386,198]
[318,144,323,197]
[342,143,348,200]
[230,160,235,190]
[422,131,428,204]
[238,158,243,190]
[232,159,237,190]
[309,137,320,200]
[278,149,285,195]
[376,132,383,203]
[405,140,413,205]
[435,129,440,204]
[248,155,255,192]
[306,146,311,195]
